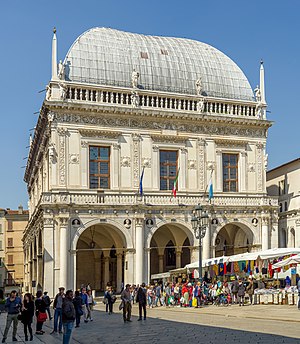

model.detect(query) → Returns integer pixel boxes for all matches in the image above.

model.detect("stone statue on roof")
[195,77,203,96]
[254,85,261,102]
[131,69,139,88]
[46,84,51,101]
[58,60,65,80]
[59,83,68,100]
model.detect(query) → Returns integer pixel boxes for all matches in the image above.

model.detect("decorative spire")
[52,27,58,80]
[260,59,266,103]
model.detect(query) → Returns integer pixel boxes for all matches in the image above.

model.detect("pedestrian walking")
[80,287,89,323]
[2,290,22,343]
[238,280,246,306]
[121,284,132,323]
[231,277,239,304]
[246,277,254,305]
[42,291,52,320]
[21,293,34,341]
[136,283,147,321]
[86,289,94,321]
[62,290,76,344]
[104,286,114,314]
[73,291,83,328]
[51,287,65,334]
[35,290,47,335]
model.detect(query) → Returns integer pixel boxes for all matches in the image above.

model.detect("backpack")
[43,295,50,307]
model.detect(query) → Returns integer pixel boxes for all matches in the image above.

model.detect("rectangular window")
[0,241,2,250]
[223,153,238,192]
[89,146,110,189]
[160,150,178,190]
[7,255,13,265]
[7,238,13,247]
[0,224,2,233]
[7,221,13,231]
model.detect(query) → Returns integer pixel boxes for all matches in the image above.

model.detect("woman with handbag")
[35,290,47,335]
[21,293,34,341]
[73,291,83,328]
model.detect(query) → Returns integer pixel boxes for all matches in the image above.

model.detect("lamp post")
[191,205,209,281]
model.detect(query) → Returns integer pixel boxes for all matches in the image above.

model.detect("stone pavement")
[0,303,299,344]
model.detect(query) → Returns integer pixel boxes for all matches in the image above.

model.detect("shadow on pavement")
[70,309,299,344]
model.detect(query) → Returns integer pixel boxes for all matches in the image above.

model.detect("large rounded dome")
[64,28,254,101]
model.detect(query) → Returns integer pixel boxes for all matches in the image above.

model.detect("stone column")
[124,249,135,285]
[81,141,88,188]
[216,149,222,192]
[179,148,187,191]
[104,256,110,287]
[261,216,269,251]
[59,217,69,290]
[112,143,120,189]
[203,224,211,260]
[158,255,164,273]
[240,151,247,192]
[70,250,77,292]
[152,145,160,190]
[176,250,182,268]
[144,248,151,285]
[116,253,123,293]
[270,213,279,249]
[94,257,101,291]
[135,219,144,285]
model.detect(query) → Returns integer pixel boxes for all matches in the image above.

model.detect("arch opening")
[215,223,254,257]
[76,224,125,293]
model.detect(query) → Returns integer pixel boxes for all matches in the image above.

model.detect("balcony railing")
[41,191,278,208]
[4,279,22,287]
[49,81,259,119]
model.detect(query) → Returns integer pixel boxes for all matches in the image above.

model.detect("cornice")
[79,129,121,139]
[151,134,189,144]
[47,102,272,129]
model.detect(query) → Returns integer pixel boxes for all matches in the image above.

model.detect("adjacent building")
[23,28,277,297]
[0,206,28,296]
[267,158,300,248]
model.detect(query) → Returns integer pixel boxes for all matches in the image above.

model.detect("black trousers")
[138,302,146,319]
[23,321,33,338]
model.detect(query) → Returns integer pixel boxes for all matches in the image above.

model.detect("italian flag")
[172,168,180,197]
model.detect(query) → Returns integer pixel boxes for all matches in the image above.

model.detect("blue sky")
[0,1,299,209]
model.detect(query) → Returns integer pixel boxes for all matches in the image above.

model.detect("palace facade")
[23,28,278,296]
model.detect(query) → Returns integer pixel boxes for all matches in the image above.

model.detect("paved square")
[0,303,299,343]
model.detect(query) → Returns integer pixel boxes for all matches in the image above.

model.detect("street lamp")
[191,205,209,281]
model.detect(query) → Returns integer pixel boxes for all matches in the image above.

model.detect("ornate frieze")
[53,113,267,138]
[132,134,141,188]
[57,128,67,186]
[198,138,206,191]
[256,142,263,191]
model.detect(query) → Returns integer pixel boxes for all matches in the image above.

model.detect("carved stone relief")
[256,142,263,191]
[121,156,131,167]
[188,160,196,170]
[54,113,267,139]
[198,139,206,191]
[69,154,79,164]
[132,134,141,187]
[142,158,152,168]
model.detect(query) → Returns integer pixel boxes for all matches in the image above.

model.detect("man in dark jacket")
[42,291,52,320]
[51,287,65,334]
[136,283,147,321]
[2,290,22,342]
[62,290,75,344]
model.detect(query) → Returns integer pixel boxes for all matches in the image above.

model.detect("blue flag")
[208,175,213,201]
[139,167,145,196]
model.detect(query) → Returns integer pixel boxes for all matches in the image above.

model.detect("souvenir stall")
[184,248,300,305]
